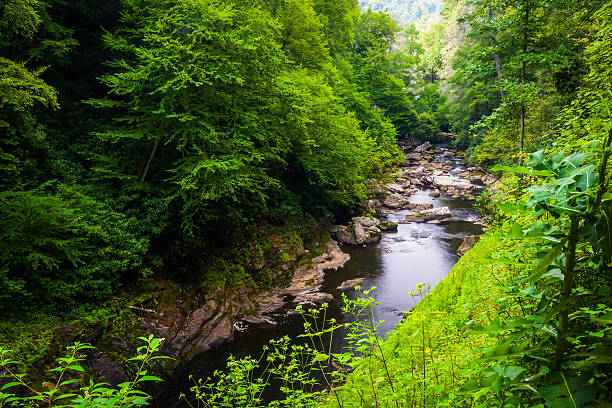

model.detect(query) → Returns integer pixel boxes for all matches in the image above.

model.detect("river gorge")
[153,142,495,407]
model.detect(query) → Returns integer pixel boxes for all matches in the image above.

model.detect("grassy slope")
[334,236,509,407]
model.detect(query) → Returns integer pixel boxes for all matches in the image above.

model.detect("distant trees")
[358,0,443,25]
[434,0,609,165]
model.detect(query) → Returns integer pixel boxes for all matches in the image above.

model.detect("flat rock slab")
[384,193,409,208]
[433,175,473,189]
[399,206,452,223]
[386,183,404,193]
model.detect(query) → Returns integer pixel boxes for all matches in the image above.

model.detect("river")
[154,147,483,406]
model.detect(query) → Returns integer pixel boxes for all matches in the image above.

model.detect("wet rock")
[353,222,368,244]
[335,226,357,245]
[443,151,455,158]
[379,221,398,232]
[353,216,380,228]
[239,315,277,327]
[405,152,422,161]
[294,291,333,307]
[414,142,432,152]
[89,353,128,384]
[429,189,441,197]
[399,207,452,224]
[386,183,404,193]
[433,175,473,190]
[337,278,366,291]
[384,193,409,208]
[336,217,381,246]
[438,217,466,224]
[406,202,434,211]
[458,235,480,256]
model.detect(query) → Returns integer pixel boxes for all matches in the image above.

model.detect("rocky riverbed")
[331,141,496,250]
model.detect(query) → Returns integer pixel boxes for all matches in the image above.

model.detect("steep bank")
[333,235,506,406]
[0,220,344,385]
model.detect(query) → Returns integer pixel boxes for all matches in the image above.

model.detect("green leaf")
[1,382,22,391]
[526,242,566,282]
[313,353,329,362]
[138,375,163,382]
[66,365,85,372]
[490,164,552,176]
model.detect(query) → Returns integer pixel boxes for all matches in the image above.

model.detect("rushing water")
[154,149,482,407]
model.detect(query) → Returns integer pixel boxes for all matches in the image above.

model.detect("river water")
[155,149,482,406]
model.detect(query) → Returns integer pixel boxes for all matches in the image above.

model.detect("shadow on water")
[153,148,483,407]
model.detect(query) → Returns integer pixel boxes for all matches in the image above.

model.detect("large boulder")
[384,193,409,208]
[353,222,368,244]
[335,226,357,245]
[335,217,382,246]
[353,216,380,228]
[458,235,479,255]
[432,175,473,190]
[379,221,398,232]
[414,142,432,152]
[386,183,404,194]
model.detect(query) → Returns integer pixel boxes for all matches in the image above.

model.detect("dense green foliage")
[1,0,610,406]
[0,0,432,313]
[1,335,167,407]
[428,0,611,166]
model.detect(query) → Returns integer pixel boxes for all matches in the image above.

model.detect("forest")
[0,0,610,407]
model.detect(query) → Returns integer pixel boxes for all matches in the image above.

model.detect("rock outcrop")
[238,240,350,326]
[414,141,432,152]
[334,217,382,245]
[458,235,480,255]
[383,193,409,208]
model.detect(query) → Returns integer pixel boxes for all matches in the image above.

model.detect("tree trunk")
[489,4,505,100]
[519,0,529,165]
[554,217,579,371]
[137,138,160,182]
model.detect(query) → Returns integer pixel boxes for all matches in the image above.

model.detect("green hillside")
[358,0,443,24]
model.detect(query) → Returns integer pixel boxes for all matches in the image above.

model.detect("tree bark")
[554,218,579,371]
[519,0,529,165]
[137,138,160,182]
[488,4,505,100]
